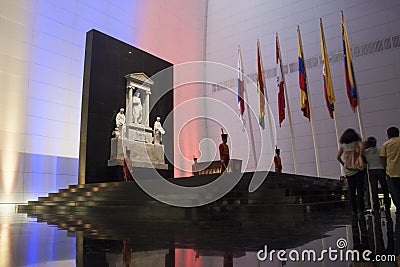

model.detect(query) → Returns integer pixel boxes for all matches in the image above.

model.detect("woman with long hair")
[337,128,365,215]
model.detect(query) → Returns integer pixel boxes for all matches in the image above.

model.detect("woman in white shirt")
[337,128,365,215]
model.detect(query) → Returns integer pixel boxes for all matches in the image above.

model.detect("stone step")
[18,173,348,225]
[32,188,344,208]
[68,182,123,189]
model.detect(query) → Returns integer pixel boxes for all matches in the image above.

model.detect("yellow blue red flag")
[342,11,358,111]
[320,18,335,119]
[297,26,310,120]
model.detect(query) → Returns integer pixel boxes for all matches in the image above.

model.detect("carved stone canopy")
[125,72,154,90]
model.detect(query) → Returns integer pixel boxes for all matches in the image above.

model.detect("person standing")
[274,147,282,173]
[122,239,132,267]
[123,148,133,181]
[219,133,230,173]
[337,128,365,215]
[363,136,391,215]
[380,127,400,214]
[123,157,133,181]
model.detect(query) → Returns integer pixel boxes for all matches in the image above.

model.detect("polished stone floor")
[2,204,400,267]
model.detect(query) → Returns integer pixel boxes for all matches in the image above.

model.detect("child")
[363,137,391,214]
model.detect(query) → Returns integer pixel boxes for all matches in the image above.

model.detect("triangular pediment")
[124,72,154,85]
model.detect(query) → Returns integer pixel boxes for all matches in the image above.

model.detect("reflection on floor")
[0,204,76,267]
[2,203,400,266]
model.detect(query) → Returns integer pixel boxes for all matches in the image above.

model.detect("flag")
[320,18,335,119]
[342,11,358,111]
[257,39,266,129]
[276,33,286,127]
[237,46,245,123]
[297,26,310,120]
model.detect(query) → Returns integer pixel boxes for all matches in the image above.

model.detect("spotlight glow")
[0,68,26,196]
[0,223,11,267]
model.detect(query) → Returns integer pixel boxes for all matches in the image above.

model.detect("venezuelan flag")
[342,11,358,111]
[257,39,266,129]
[297,26,310,120]
[320,18,335,119]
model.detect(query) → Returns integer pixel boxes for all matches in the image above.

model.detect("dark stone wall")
[79,30,173,183]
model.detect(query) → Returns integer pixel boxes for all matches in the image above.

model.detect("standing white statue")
[115,108,125,138]
[132,91,143,124]
[153,117,165,145]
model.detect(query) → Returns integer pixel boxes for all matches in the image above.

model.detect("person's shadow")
[372,214,394,257]
[352,215,370,254]
[351,214,396,266]
[395,215,400,261]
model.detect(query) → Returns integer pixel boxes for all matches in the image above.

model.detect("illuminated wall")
[0,0,208,202]
[205,0,400,178]
[5,0,395,203]
[134,1,209,177]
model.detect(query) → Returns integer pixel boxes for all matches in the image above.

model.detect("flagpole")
[355,85,365,141]
[320,18,343,177]
[341,11,365,140]
[356,101,373,209]
[276,33,298,174]
[238,46,258,171]
[297,27,321,177]
[257,40,275,157]
[333,112,341,148]
[356,98,365,140]
[263,77,275,156]
[332,110,345,176]
[265,92,275,154]
[245,88,258,171]
[342,11,370,207]
[305,85,321,177]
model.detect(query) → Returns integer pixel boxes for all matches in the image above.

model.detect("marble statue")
[132,91,143,124]
[153,117,165,144]
[115,108,125,138]
[108,73,168,170]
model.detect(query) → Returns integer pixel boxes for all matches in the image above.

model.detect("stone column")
[126,86,133,123]
[144,90,151,127]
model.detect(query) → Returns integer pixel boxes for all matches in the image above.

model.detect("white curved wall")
[205,0,400,178]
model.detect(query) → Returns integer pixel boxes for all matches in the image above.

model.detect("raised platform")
[16,171,350,261]
[18,172,348,221]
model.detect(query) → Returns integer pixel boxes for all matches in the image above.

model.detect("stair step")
[68,182,125,190]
